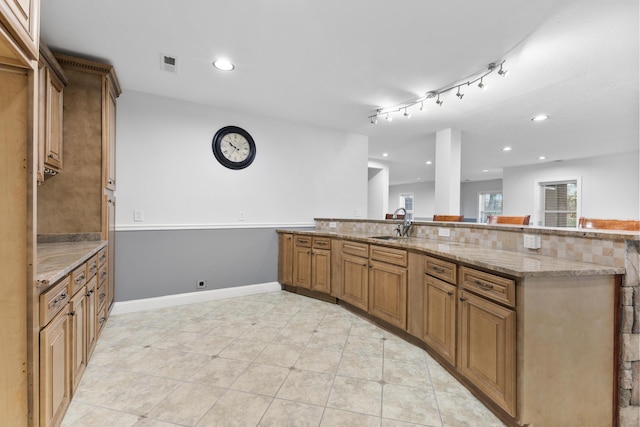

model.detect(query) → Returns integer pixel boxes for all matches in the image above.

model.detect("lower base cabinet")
[340,253,369,310]
[458,290,516,416]
[68,288,87,393]
[39,306,70,427]
[423,275,457,365]
[368,260,407,329]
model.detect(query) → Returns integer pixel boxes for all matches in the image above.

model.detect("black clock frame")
[212,125,256,170]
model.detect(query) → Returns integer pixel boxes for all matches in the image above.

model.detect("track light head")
[456,86,464,99]
[403,108,411,118]
[498,64,508,77]
[419,101,424,111]
[478,78,486,89]
[370,116,377,124]
[435,94,443,106]
[385,112,392,122]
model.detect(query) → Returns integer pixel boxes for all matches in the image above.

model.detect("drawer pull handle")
[86,289,95,297]
[459,297,467,302]
[75,274,85,283]
[447,291,453,296]
[48,154,54,158]
[432,266,445,273]
[53,293,67,304]
[474,280,494,290]
[99,293,106,301]
[68,311,76,317]
[99,253,106,262]
[99,317,106,324]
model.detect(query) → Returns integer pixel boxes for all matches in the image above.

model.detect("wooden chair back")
[433,215,464,222]
[578,218,640,231]
[487,215,530,225]
[385,213,405,220]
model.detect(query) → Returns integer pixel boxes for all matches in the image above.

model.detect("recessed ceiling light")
[425,161,432,165]
[417,178,422,181]
[531,114,549,121]
[538,156,547,160]
[213,59,235,71]
[502,146,513,152]
[382,153,389,157]
[482,169,489,172]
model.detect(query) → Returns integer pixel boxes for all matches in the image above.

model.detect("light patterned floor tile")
[63,291,506,427]
[258,398,324,427]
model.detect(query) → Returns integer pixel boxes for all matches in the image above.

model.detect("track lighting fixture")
[370,116,377,124]
[367,60,507,124]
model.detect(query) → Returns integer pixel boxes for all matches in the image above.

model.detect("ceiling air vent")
[160,53,178,73]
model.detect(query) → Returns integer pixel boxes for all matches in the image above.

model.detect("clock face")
[220,133,250,163]
[212,126,256,169]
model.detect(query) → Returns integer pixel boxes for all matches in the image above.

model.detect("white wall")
[389,182,435,220]
[367,161,389,220]
[460,179,503,222]
[116,91,368,228]
[503,151,639,222]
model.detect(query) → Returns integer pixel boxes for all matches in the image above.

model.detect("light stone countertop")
[277,229,625,278]
[37,240,107,287]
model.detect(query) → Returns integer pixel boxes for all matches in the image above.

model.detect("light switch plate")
[438,228,451,237]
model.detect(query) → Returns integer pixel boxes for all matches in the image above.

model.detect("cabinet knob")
[459,297,467,302]
[447,291,453,296]
[68,311,76,317]
[47,154,54,158]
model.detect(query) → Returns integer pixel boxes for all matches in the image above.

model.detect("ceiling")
[40,0,639,185]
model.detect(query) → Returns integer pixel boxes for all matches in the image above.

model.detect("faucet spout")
[392,207,412,237]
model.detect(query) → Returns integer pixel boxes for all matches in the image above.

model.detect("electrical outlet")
[523,234,541,249]
[329,222,337,228]
[196,280,207,289]
[239,211,245,221]
[133,209,144,222]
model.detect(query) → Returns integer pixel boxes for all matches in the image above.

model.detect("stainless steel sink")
[371,235,397,240]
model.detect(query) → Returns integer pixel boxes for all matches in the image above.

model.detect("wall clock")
[211,126,256,170]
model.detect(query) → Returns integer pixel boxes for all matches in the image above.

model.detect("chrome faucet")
[392,207,412,237]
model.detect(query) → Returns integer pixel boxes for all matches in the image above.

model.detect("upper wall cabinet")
[0,0,39,62]
[37,41,67,182]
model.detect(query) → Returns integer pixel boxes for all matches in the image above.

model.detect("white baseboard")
[111,282,282,315]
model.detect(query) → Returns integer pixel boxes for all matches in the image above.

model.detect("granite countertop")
[277,229,625,278]
[37,240,107,287]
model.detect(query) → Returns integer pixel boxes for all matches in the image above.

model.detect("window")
[478,192,502,223]
[540,180,578,227]
[399,193,414,220]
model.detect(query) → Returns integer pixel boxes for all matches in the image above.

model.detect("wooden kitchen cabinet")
[85,276,97,360]
[37,41,67,182]
[423,275,456,364]
[292,236,332,293]
[39,305,70,427]
[68,287,86,394]
[368,259,407,329]
[0,0,39,60]
[336,240,370,311]
[458,289,516,416]
[368,245,408,329]
[278,233,294,285]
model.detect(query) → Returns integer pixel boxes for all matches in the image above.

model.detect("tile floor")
[62,291,505,427]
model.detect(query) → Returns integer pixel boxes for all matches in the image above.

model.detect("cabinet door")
[0,0,38,60]
[106,197,115,311]
[278,233,294,285]
[458,290,516,416]
[85,277,97,360]
[44,69,63,170]
[311,248,331,293]
[340,254,369,311]
[68,288,86,393]
[39,306,70,427]
[423,276,456,364]
[104,82,117,190]
[369,261,407,329]
[292,245,312,289]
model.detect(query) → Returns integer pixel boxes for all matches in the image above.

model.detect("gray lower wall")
[114,227,312,302]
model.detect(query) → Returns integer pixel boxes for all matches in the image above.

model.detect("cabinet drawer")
[87,254,99,279]
[98,264,108,286]
[370,245,407,267]
[424,256,457,284]
[340,240,369,258]
[295,236,312,247]
[40,276,70,327]
[460,266,515,307]
[97,247,107,267]
[70,263,87,296]
[312,237,331,249]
